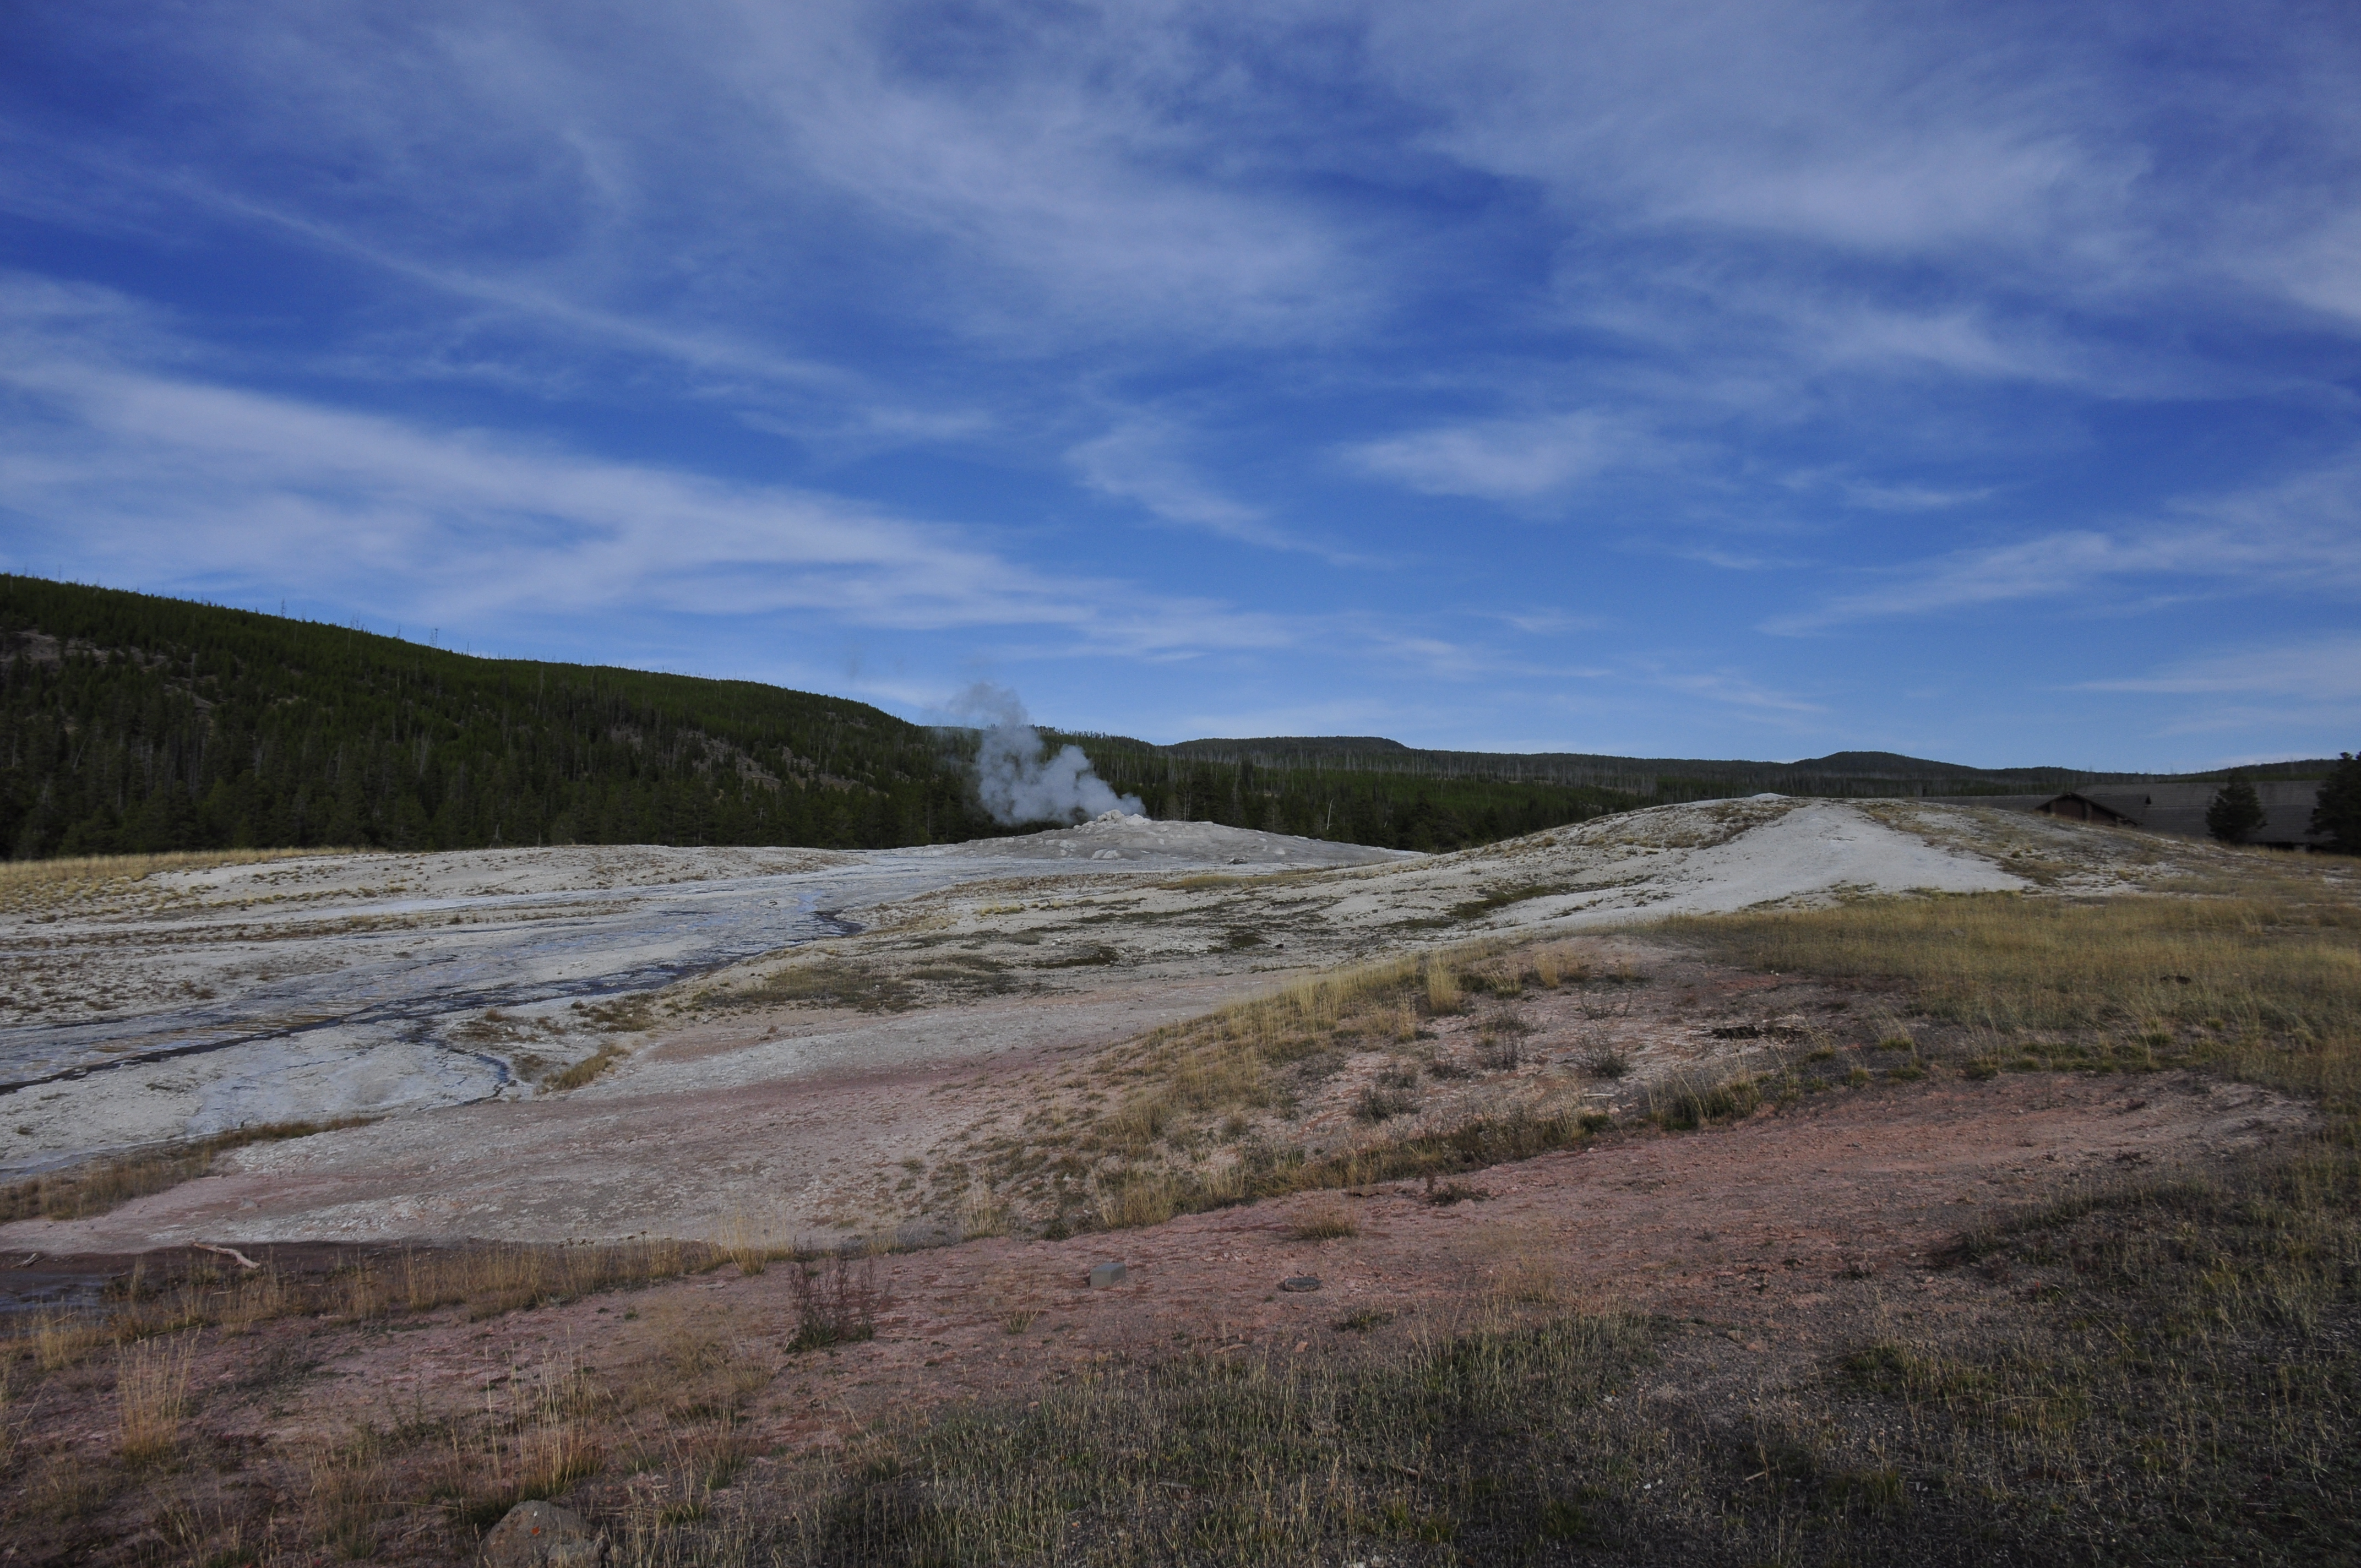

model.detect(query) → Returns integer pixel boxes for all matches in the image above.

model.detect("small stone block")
[1279,1276,1322,1292]
[481,1500,604,1568]
[1088,1260,1128,1288]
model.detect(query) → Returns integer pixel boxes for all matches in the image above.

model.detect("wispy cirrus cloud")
[0,280,1290,660]
[1068,421,1383,565]
[1345,411,1649,503]
[1766,449,2361,633]
[2070,631,2361,738]
[2077,633,2361,702]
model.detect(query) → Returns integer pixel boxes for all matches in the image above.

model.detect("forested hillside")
[1057,733,1642,850]
[0,578,1645,857]
[0,577,994,857]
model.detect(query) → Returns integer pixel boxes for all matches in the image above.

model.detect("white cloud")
[2077,634,2361,702]
[1767,449,2361,632]
[1068,421,1383,565]
[0,285,1294,660]
[1346,411,1642,502]
[1835,480,1995,513]
[1068,423,1266,536]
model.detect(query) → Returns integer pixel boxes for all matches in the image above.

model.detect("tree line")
[0,577,997,857]
[0,577,1646,859]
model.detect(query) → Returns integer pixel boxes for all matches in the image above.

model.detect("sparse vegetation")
[546,1040,630,1091]
[787,1252,884,1352]
[113,1336,194,1463]
[0,846,333,910]
[1664,886,2361,1100]
[1286,1197,1361,1240]
[720,957,918,1013]
[0,1118,377,1222]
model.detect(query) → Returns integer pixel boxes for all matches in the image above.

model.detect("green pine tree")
[2313,753,2361,854]
[2205,777,2265,842]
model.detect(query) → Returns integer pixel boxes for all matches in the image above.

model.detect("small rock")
[1279,1276,1322,1293]
[481,1500,603,1568]
[1088,1260,1128,1288]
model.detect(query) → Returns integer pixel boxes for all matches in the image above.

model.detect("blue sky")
[2,1,2357,769]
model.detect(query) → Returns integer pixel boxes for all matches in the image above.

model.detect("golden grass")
[1286,1196,1360,1240]
[968,938,1609,1234]
[0,846,351,908]
[1664,889,2361,1102]
[1424,952,1462,1014]
[306,1428,390,1558]
[957,1188,1014,1239]
[0,1118,377,1223]
[8,1238,733,1373]
[546,1041,630,1092]
[115,1336,194,1463]
[1111,944,1491,1125]
[32,1311,110,1371]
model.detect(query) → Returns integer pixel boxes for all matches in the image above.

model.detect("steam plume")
[954,683,1144,826]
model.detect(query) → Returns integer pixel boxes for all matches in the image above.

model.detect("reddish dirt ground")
[49,1071,2308,1437]
[0,1065,2311,1564]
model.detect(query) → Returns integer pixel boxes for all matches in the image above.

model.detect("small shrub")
[1648,1074,1761,1131]
[1356,1085,1419,1123]
[1477,1034,1524,1071]
[1578,1046,1632,1080]
[788,1252,884,1352]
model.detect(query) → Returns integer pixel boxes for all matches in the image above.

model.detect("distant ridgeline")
[1053,735,2337,854]
[0,576,2329,859]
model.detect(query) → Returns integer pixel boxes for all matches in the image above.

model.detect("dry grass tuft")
[958,1188,1014,1239]
[1425,952,1463,1015]
[1286,1196,1360,1240]
[722,1216,781,1277]
[33,1311,110,1370]
[307,1428,390,1557]
[115,1336,194,1462]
